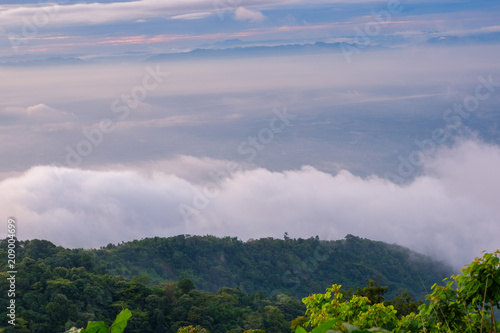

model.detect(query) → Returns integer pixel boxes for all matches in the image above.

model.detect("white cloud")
[395,25,500,39]
[443,25,500,36]
[477,25,500,33]
[0,0,210,27]
[0,0,270,28]
[26,103,65,118]
[1,103,71,123]
[0,0,390,28]
[170,12,213,20]
[1,139,499,268]
[234,7,265,22]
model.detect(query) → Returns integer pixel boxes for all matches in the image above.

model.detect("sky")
[0,0,499,269]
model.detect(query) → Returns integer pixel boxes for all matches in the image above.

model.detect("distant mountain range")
[2,32,498,66]
[427,31,500,45]
[0,56,86,67]
[0,42,375,66]
[145,42,386,62]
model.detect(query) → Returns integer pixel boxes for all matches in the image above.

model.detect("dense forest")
[0,235,453,332]
[93,234,451,300]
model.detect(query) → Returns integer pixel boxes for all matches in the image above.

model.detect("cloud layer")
[234,7,265,22]
[1,0,498,57]
[1,138,498,268]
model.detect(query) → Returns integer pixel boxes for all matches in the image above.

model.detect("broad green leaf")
[81,321,109,333]
[110,308,132,333]
[295,326,307,333]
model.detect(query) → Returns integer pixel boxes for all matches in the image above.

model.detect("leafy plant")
[457,250,500,331]
[414,250,500,332]
[295,250,500,333]
[80,308,132,333]
[177,325,210,333]
[335,324,389,332]
[295,321,389,333]
[299,284,397,332]
[294,319,336,333]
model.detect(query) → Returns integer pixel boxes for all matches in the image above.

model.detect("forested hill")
[94,234,451,299]
[7,234,451,300]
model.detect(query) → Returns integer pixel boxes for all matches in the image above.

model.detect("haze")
[1,0,499,268]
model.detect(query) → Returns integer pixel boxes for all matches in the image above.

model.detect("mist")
[0,138,498,269]
[1,45,499,268]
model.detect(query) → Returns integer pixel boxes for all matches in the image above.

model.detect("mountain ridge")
[145,42,387,62]
[2,234,452,300]
[90,234,451,299]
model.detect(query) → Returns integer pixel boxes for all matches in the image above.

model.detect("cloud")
[1,0,497,56]
[1,103,71,123]
[234,7,265,22]
[0,0,395,28]
[0,0,269,28]
[26,103,64,118]
[170,12,213,20]
[440,25,500,37]
[1,138,499,268]
[0,0,209,28]
[394,25,500,41]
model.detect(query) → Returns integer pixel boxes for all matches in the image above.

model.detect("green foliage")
[81,308,132,333]
[294,320,336,333]
[295,250,500,333]
[384,291,421,318]
[458,250,500,310]
[335,323,389,332]
[294,321,388,333]
[176,278,196,298]
[65,309,132,333]
[300,284,397,332]
[354,280,388,305]
[0,238,305,333]
[91,235,451,300]
[0,234,451,333]
[402,249,500,333]
[177,325,210,333]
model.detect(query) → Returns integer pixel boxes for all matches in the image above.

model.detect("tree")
[384,291,420,318]
[411,250,500,332]
[457,250,500,330]
[176,278,196,298]
[299,284,397,331]
[354,280,388,304]
[177,325,210,333]
[295,251,500,333]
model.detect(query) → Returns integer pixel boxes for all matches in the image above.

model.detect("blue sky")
[1,0,499,58]
[0,0,499,268]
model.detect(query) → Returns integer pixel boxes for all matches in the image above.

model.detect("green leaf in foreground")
[110,308,132,333]
[295,327,307,333]
[81,321,109,333]
[81,308,132,333]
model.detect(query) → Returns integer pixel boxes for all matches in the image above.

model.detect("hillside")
[0,235,452,300]
[93,234,450,300]
[0,235,453,332]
